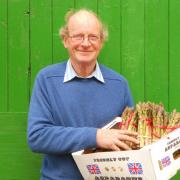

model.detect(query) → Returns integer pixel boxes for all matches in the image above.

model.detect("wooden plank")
[171,171,180,180]
[98,0,121,74]
[169,0,180,111]
[145,0,169,109]
[30,0,52,90]
[8,0,29,111]
[0,0,8,111]
[121,0,145,103]
[52,0,74,64]
[0,113,41,179]
[75,0,98,11]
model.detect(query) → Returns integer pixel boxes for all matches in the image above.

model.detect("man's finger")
[117,134,140,144]
[118,130,138,136]
[114,139,132,150]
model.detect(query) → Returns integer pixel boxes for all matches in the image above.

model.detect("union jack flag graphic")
[127,163,143,175]
[161,156,171,168]
[86,164,101,174]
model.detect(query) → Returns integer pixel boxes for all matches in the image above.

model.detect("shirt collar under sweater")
[63,60,105,83]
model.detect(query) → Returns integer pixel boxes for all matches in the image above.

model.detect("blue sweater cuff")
[84,127,98,149]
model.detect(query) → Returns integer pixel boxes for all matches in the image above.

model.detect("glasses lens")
[70,35,83,42]
[88,35,99,43]
[69,34,100,44]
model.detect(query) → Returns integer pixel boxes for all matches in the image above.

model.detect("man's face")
[63,11,103,65]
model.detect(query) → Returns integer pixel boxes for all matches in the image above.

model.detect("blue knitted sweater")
[27,61,133,180]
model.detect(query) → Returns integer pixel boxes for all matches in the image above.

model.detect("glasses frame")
[68,34,101,44]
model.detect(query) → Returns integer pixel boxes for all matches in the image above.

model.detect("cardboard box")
[72,118,180,180]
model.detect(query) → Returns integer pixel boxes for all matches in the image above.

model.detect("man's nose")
[81,37,91,46]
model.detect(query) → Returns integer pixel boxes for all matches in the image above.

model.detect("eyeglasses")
[68,34,100,44]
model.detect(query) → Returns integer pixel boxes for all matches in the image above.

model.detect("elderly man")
[27,9,139,180]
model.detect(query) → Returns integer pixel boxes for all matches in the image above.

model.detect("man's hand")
[96,129,139,151]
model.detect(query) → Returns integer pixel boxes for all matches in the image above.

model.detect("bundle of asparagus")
[84,102,179,154]
[164,110,180,135]
[120,107,139,149]
[121,101,180,148]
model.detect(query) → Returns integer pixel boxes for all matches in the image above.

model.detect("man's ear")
[99,40,104,50]
[63,37,69,48]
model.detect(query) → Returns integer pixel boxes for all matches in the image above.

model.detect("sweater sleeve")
[27,72,97,154]
[124,79,134,108]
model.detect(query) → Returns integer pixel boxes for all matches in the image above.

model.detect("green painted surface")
[52,0,74,64]
[99,0,121,73]
[30,0,53,90]
[169,0,180,112]
[0,0,8,111]
[0,0,179,179]
[145,0,169,109]
[121,0,145,103]
[75,0,98,10]
[8,0,30,112]
[0,113,41,180]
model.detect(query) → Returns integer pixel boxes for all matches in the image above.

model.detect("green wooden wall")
[0,0,179,179]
